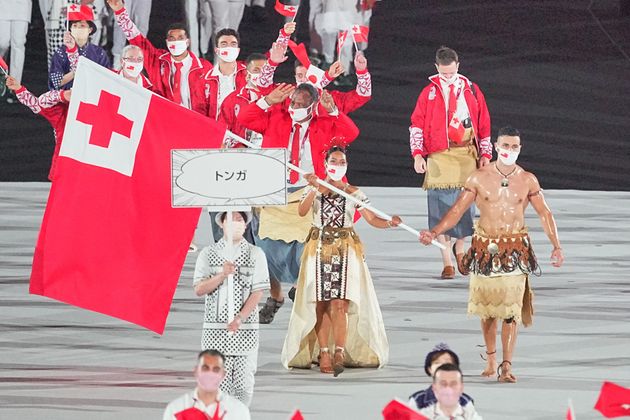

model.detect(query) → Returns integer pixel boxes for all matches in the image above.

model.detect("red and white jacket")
[203,61,248,120]
[15,87,69,181]
[218,85,264,147]
[114,7,213,115]
[409,74,491,159]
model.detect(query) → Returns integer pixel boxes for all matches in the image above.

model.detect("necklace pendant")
[501,178,509,187]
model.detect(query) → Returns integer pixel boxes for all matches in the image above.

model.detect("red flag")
[67,4,94,21]
[29,57,225,334]
[351,24,370,43]
[287,40,311,68]
[274,0,298,17]
[291,410,304,420]
[0,55,8,73]
[337,30,349,57]
[175,408,211,420]
[594,381,630,418]
[382,399,429,420]
[566,398,576,420]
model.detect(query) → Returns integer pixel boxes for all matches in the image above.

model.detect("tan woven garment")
[423,131,477,190]
[257,188,313,243]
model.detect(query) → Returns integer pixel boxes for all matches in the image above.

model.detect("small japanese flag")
[351,24,369,43]
[305,65,326,89]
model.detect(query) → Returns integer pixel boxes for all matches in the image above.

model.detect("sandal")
[258,297,284,324]
[480,350,496,377]
[497,360,517,383]
[333,348,345,377]
[319,349,333,374]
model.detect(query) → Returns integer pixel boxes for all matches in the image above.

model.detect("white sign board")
[171,148,287,207]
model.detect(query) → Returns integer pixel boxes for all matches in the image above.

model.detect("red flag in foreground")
[382,399,429,420]
[175,408,210,420]
[291,409,304,420]
[274,0,298,17]
[337,30,349,57]
[594,381,630,418]
[351,24,370,43]
[566,398,576,420]
[0,55,8,74]
[29,57,225,334]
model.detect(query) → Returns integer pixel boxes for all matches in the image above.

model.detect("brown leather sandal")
[319,350,334,374]
[497,360,517,383]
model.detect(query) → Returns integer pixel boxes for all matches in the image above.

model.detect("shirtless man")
[419,126,564,383]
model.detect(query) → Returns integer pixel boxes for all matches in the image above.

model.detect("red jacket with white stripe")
[114,7,213,115]
[409,74,492,159]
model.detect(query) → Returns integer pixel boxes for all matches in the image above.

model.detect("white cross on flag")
[30,57,225,334]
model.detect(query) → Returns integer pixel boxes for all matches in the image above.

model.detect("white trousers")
[0,19,29,83]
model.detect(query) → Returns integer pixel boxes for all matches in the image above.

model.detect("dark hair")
[497,126,521,139]
[166,22,189,38]
[433,363,463,382]
[69,20,97,36]
[325,145,347,161]
[246,53,267,66]
[294,59,306,70]
[197,349,226,364]
[294,83,319,104]
[220,211,248,223]
[424,348,460,376]
[215,28,240,47]
[435,46,458,66]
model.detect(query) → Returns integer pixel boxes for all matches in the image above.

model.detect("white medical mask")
[123,61,143,78]
[247,71,261,87]
[288,104,312,122]
[196,370,223,392]
[224,220,246,241]
[70,27,90,43]
[167,40,188,56]
[440,73,459,85]
[326,164,347,181]
[218,47,240,63]
[497,147,520,166]
[435,387,460,407]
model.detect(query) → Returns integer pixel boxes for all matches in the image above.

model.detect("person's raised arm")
[526,173,564,267]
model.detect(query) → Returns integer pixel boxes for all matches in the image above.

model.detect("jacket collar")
[158,50,204,72]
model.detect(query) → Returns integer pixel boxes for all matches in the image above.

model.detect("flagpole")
[289,5,299,23]
[351,27,360,53]
[224,130,446,249]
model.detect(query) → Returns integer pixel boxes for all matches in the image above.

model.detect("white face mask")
[218,47,240,63]
[224,220,246,241]
[288,104,312,122]
[123,61,143,78]
[167,40,188,56]
[497,147,520,166]
[247,71,261,87]
[71,27,90,43]
[326,164,347,181]
[440,72,459,85]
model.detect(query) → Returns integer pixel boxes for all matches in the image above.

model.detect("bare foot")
[498,361,517,383]
[481,359,497,377]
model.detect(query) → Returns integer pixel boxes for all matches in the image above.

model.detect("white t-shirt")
[163,389,251,420]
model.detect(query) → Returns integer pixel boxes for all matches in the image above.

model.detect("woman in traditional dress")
[281,146,402,376]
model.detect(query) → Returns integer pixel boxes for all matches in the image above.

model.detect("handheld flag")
[274,0,298,17]
[594,381,630,418]
[351,24,370,43]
